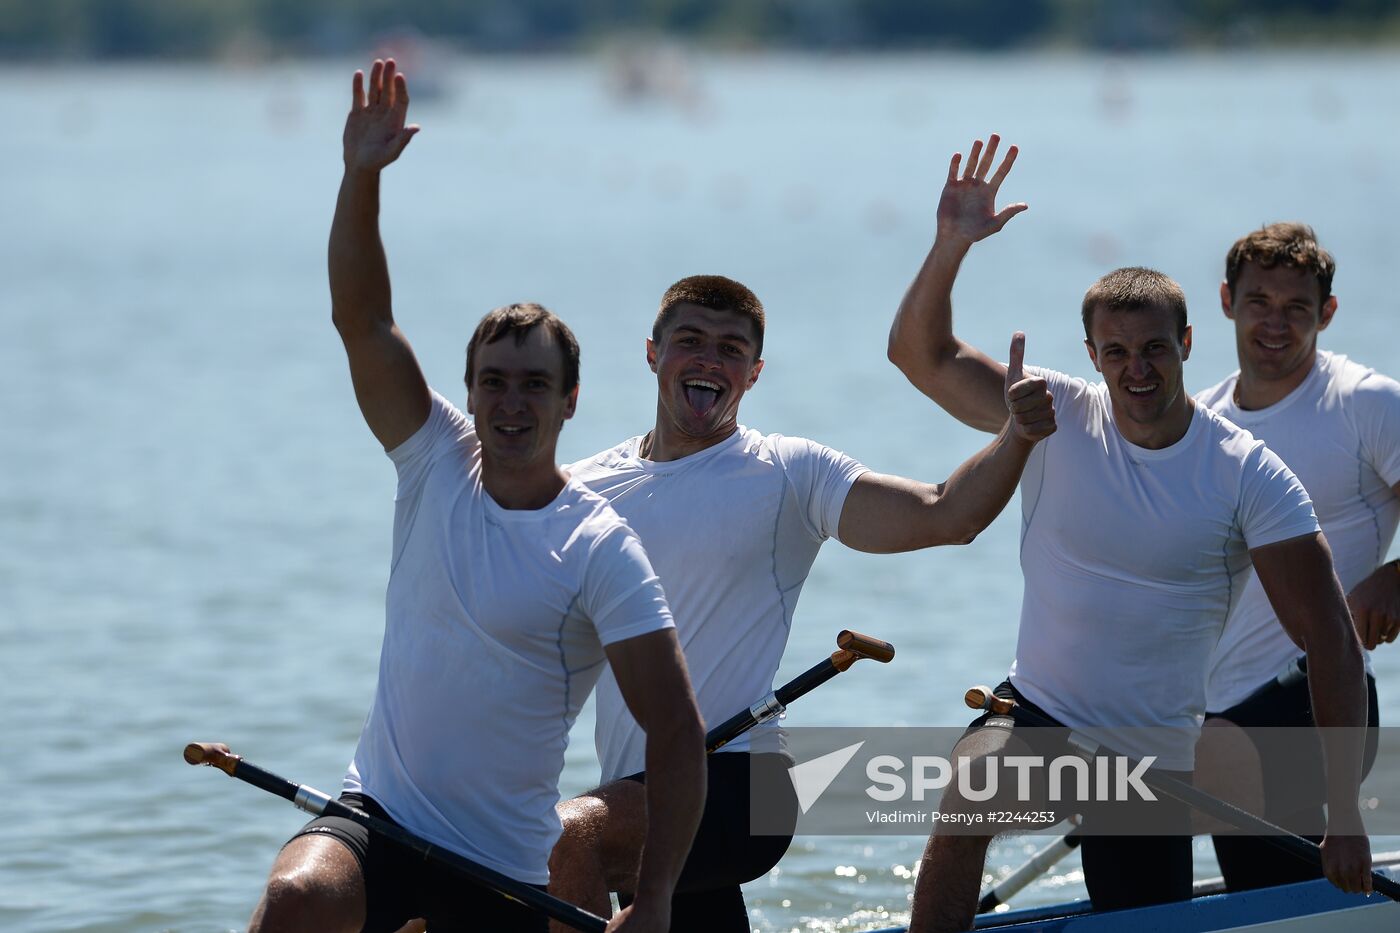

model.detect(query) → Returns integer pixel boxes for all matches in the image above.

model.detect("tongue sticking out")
[684,385,721,417]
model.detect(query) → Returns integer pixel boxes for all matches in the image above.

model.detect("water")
[4,51,1400,931]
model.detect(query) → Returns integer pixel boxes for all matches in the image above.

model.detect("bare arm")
[1346,480,1400,649]
[1252,532,1373,894]
[840,332,1055,553]
[603,629,706,932]
[888,134,1028,433]
[331,59,430,451]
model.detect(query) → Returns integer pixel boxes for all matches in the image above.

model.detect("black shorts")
[618,751,797,931]
[1205,665,1380,891]
[964,681,1193,912]
[290,793,547,933]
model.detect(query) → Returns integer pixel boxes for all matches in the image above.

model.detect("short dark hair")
[653,275,766,359]
[1225,222,1335,303]
[465,303,580,394]
[1081,267,1188,343]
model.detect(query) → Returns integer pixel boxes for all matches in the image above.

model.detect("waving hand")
[938,134,1027,245]
[344,59,420,172]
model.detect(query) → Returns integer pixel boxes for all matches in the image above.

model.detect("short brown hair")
[1225,222,1335,302]
[465,303,580,394]
[1081,267,1188,343]
[654,275,766,358]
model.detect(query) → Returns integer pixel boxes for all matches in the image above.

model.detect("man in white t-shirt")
[886,136,1374,933]
[1196,223,1400,891]
[547,271,1058,926]
[245,59,705,933]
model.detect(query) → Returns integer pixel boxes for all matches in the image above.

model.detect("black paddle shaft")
[191,748,608,933]
[704,657,840,752]
[988,699,1400,902]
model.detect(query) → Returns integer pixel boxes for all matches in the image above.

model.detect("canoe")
[867,851,1400,932]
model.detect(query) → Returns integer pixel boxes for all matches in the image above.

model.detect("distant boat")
[600,37,704,115]
[372,28,452,101]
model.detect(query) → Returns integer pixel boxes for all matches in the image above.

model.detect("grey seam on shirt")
[556,592,582,732]
[1019,446,1050,560]
[1359,436,1387,567]
[1221,522,1235,620]
[387,503,422,578]
[772,480,792,633]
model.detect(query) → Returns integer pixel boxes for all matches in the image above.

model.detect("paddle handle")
[184,742,237,773]
[704,631,895,752]
[834,629,896,670]
[961,687,1400,903]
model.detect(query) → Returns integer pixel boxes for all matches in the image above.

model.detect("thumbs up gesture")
[1004,332,1056,443]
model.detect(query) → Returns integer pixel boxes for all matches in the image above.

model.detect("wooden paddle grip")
[964,686,1015,716]
[183,742,240,776]
[835,630,895,668]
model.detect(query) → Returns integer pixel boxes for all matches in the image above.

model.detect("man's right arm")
[331,59,430,451]
[888,134,1028,433]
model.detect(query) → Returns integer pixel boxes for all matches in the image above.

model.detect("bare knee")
[551,784,646,892]
[551,796,610,868]
[250,836,364,933]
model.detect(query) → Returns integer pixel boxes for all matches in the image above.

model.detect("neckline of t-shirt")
[1103,390,1204,461]
[480,476,584,522]
[626,427,748,473]
[1221,351,1325,425]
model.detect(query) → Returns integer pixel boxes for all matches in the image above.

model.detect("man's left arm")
[1346,479,1400,649]
[839,332,1055,553]
[603,629,706,932]
[1252,532,1372,894]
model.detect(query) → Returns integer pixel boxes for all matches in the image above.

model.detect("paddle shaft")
[184,744,607,933]
[705,657,837,751]
[966,691,1400,902]
[976,828,1082,913]
[705,629,896,752]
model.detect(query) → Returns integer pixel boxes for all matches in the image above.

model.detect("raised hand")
[1004,331,1055,443]
[343,59,420,172]
[937,134,1027,245]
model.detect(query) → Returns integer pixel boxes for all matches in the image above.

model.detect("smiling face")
[467,325,578,470]
[1085,304,1193,446]
[647,302,763,454]
[1223,261,1336,390]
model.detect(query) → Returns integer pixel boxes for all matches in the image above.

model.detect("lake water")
[4,50,1400,932]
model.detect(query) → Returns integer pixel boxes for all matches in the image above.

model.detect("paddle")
[184,631,894,930]
[183,742,609,933]
[977,827,1082,913]
[705,629,896,752]
[964,686,1400,902]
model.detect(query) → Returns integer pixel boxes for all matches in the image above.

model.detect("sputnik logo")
[787,741,866,813]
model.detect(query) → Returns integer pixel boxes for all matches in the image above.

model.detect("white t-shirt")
[344,392,674,884]
[1199,351,1400,711]
[1009,369,1320,769]
[569,427,868,781]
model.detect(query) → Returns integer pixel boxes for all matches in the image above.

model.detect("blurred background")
[4,2,1400,931]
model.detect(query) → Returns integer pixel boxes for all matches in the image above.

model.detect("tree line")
[3,0,1398,60]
